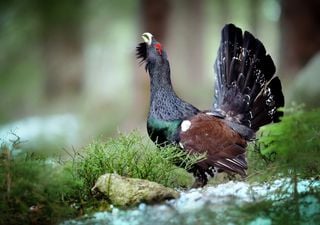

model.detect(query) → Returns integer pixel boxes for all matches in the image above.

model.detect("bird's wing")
[179,113,247,176]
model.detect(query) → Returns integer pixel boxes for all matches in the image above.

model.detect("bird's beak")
[142,32,153,46]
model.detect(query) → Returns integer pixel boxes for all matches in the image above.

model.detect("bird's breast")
[147,117,181,146]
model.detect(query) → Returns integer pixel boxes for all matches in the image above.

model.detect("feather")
[179,114,248,181]
[212,24,284,136]
[136,42,147,64]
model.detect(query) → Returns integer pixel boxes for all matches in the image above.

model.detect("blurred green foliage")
[249,107,320,180]
[0,145,81,225]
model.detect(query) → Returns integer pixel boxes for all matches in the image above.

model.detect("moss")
[248,107,320,181]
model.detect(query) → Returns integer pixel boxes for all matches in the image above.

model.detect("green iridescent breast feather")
[147,117,182,146]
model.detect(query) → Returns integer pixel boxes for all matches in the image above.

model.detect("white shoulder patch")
[181,120,191,132]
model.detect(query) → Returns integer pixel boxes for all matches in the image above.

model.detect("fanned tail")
[213,24,284,136]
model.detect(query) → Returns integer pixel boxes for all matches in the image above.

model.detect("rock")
[92,173,179,207]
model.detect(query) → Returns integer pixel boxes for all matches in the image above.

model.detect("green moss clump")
[249,108,320,180]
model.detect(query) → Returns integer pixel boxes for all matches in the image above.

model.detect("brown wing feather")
[179,113,248,175]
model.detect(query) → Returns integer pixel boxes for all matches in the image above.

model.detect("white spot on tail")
[179,142,184,149]
[181,120,191,132]
[226,158,243,167]
[216,161,233,171]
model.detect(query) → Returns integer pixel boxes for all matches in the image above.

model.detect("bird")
[136,24,284,187]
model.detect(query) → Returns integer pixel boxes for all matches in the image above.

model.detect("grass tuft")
[73,131,205,190]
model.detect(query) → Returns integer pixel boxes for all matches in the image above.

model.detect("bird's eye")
[155,43,162,55]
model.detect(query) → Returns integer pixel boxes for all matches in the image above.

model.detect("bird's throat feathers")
[148,59,173,91]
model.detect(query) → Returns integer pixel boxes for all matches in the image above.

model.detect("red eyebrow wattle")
[155,43,162,55]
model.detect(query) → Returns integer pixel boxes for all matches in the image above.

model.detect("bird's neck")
[147,59,180,121]
[146,58,199,136]
[148,59,175,95]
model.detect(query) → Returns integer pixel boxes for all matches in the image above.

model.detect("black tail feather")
[213,24,284,135]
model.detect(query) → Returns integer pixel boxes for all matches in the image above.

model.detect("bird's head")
[136,32,168,71]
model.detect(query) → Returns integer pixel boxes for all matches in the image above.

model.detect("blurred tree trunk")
[42,27,84,99]
[140,0,170,42]
[280,0,320,79]
[36,0,85,99]
[184,0,205,81]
